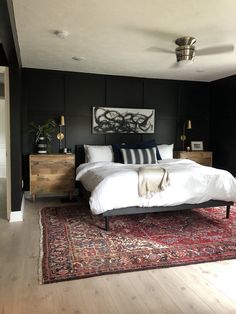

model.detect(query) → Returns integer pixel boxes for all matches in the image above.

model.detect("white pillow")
[84,145,114,163]
[157,144,174,159]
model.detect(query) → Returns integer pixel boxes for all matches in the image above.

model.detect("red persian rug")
[40,204,236,284]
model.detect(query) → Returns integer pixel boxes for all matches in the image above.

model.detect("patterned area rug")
[40,204,236,284]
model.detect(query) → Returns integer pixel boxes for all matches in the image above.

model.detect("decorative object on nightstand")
[37,137,47,154]
[57,115,65,153]
[191,141,204,151]
[29,154,75,201]
[180,119,192,151]
[174,151,213,167]
[29,119,56,154]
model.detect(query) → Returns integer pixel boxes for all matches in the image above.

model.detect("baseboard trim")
[9,194,24,222]
[9,210,23,222]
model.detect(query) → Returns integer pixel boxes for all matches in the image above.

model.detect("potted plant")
[30,119,57,153]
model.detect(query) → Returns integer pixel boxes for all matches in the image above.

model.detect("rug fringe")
[38,208,44,284]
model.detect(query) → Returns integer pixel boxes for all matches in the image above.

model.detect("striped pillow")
[120,147,157,164]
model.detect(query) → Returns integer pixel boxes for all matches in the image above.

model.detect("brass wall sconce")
[57,115,65,152]
[180,119,192,151]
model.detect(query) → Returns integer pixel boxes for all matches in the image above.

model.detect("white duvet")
[76,159,236,215]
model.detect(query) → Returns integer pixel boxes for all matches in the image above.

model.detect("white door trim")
[0,67,12,220]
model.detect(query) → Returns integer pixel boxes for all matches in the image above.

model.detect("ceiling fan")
[150,36,234,65]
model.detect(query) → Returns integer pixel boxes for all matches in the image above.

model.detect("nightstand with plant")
[29,118,75,201]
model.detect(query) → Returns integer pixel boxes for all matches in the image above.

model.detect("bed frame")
[102,200,233,231]
[75,145,233,231]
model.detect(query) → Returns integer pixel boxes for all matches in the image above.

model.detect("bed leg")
[226,205,230,219]
[105,216,109,231]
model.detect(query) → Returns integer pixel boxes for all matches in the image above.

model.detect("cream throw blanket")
[138,166,170,198]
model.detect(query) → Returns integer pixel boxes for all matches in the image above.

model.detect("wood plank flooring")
[1,197,236,314]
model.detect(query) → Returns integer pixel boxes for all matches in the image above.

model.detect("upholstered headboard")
[75,145,85,167]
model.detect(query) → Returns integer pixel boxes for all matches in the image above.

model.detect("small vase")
[37,137,47,154]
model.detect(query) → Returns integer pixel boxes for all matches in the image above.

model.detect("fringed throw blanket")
[138,166,170,198]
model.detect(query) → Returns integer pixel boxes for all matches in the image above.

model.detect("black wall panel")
[23,69,65,154]
[177,81,210,150]
[65,72,106,147]
[106,76,143,107]
[210,75,236,175]
[143,79,179,145]
[9,66,22,211]
[144,79,179,118]
[105,76,144,145]
[22,68,211,188]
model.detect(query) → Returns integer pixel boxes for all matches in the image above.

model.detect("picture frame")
[92,106,155,134]
[191,141,204,151]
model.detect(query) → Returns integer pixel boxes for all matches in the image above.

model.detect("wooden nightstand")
[174,151,213,167]
[29,154,75,201]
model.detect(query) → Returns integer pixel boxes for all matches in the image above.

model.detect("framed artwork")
[92,107,155,134]
[191,141,204,151]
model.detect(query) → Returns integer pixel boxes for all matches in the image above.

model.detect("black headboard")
[75,145,85,167]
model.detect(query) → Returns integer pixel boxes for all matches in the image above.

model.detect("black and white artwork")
[92,107,155,134]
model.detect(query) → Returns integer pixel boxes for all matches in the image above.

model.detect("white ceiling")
[12,0,236,82]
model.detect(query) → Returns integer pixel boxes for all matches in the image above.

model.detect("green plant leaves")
[29,119,57,143]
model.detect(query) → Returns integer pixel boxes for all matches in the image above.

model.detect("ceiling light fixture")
[54,30,69,39]
[175,36,196,64]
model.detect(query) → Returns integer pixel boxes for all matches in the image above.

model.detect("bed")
[75,144,236,230]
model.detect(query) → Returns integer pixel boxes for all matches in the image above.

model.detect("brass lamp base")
[57,132,64,140]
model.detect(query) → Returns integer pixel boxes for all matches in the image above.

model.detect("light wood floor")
[1,198,236,314]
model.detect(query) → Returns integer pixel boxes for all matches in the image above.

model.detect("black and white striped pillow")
[120,147,157,164]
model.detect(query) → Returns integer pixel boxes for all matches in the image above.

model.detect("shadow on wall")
[0,177,6,218]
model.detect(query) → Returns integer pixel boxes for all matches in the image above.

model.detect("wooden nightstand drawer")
[29,154,75,201]
[174,151,213,167]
